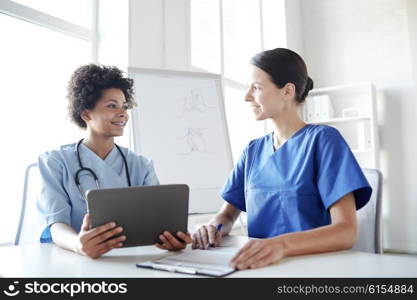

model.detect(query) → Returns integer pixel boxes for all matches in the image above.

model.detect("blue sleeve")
[316,128,372,210]
[220,146,248,212]
[37,153,72,242]
[143,160,160,186]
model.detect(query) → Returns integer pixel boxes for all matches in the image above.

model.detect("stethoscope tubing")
[75,139,131,197]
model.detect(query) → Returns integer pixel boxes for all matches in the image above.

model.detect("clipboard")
[136,247,239,277]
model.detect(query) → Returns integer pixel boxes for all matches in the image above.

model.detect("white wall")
[298,0,417,253]
[129,0,189,70]
[128,0,417,252]
[285,0,304,56]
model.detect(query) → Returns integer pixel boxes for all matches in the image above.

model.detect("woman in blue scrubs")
[38,64,191,258]
[192,48,372,269]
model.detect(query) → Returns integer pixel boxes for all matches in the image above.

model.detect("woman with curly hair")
[37,64,191,258]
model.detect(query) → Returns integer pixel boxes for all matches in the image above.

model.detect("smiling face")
[81,88,129,138]
[245,65,297,121]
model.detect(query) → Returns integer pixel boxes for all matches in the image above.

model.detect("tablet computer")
[85,184,189,247]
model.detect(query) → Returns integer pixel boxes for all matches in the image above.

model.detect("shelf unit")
[312,116,371,125]
[302,82,380,169]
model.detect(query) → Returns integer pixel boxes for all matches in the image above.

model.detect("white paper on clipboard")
[136,246,240,277]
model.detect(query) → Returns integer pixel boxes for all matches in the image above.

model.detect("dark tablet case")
[86,184,189,247]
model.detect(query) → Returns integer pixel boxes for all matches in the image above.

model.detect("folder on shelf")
[314,95,321,120]
[136,246,239,277]
[306,96,315,121]
[306,95,334,121]
[319,94,334,119]
[357,121,372,150]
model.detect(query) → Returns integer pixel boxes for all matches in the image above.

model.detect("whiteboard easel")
[129,68,233,213]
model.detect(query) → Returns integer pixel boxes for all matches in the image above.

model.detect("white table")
[1,236,416,277]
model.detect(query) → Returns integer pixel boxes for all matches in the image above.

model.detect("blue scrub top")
[37,143,159,243]
[220,124,372,239]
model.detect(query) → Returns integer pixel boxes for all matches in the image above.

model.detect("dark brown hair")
[250,48,313,103]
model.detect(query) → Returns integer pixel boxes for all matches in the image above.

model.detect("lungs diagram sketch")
[180,89,216,115]
[177,126,208,155]
[129,68,233,213]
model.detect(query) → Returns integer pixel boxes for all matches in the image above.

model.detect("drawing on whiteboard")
[130,68,234,213]
[177,126,208,155]
[180,90,215,115]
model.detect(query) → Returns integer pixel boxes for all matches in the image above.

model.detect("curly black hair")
[67,64,136,129]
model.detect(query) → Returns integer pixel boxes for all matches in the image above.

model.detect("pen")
[209,224,223,247]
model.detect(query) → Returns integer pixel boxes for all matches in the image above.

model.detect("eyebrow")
[105,99,128,104]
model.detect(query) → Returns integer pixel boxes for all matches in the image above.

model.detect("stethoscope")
[74,139,131,198]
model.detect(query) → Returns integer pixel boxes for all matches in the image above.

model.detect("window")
[223,0,262,84]
[262,0,287,50]
[12,0,92,28]
[223,83,265,160]
[0,1,94,244]
[190,0,287,162]
[190,0,221,74]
